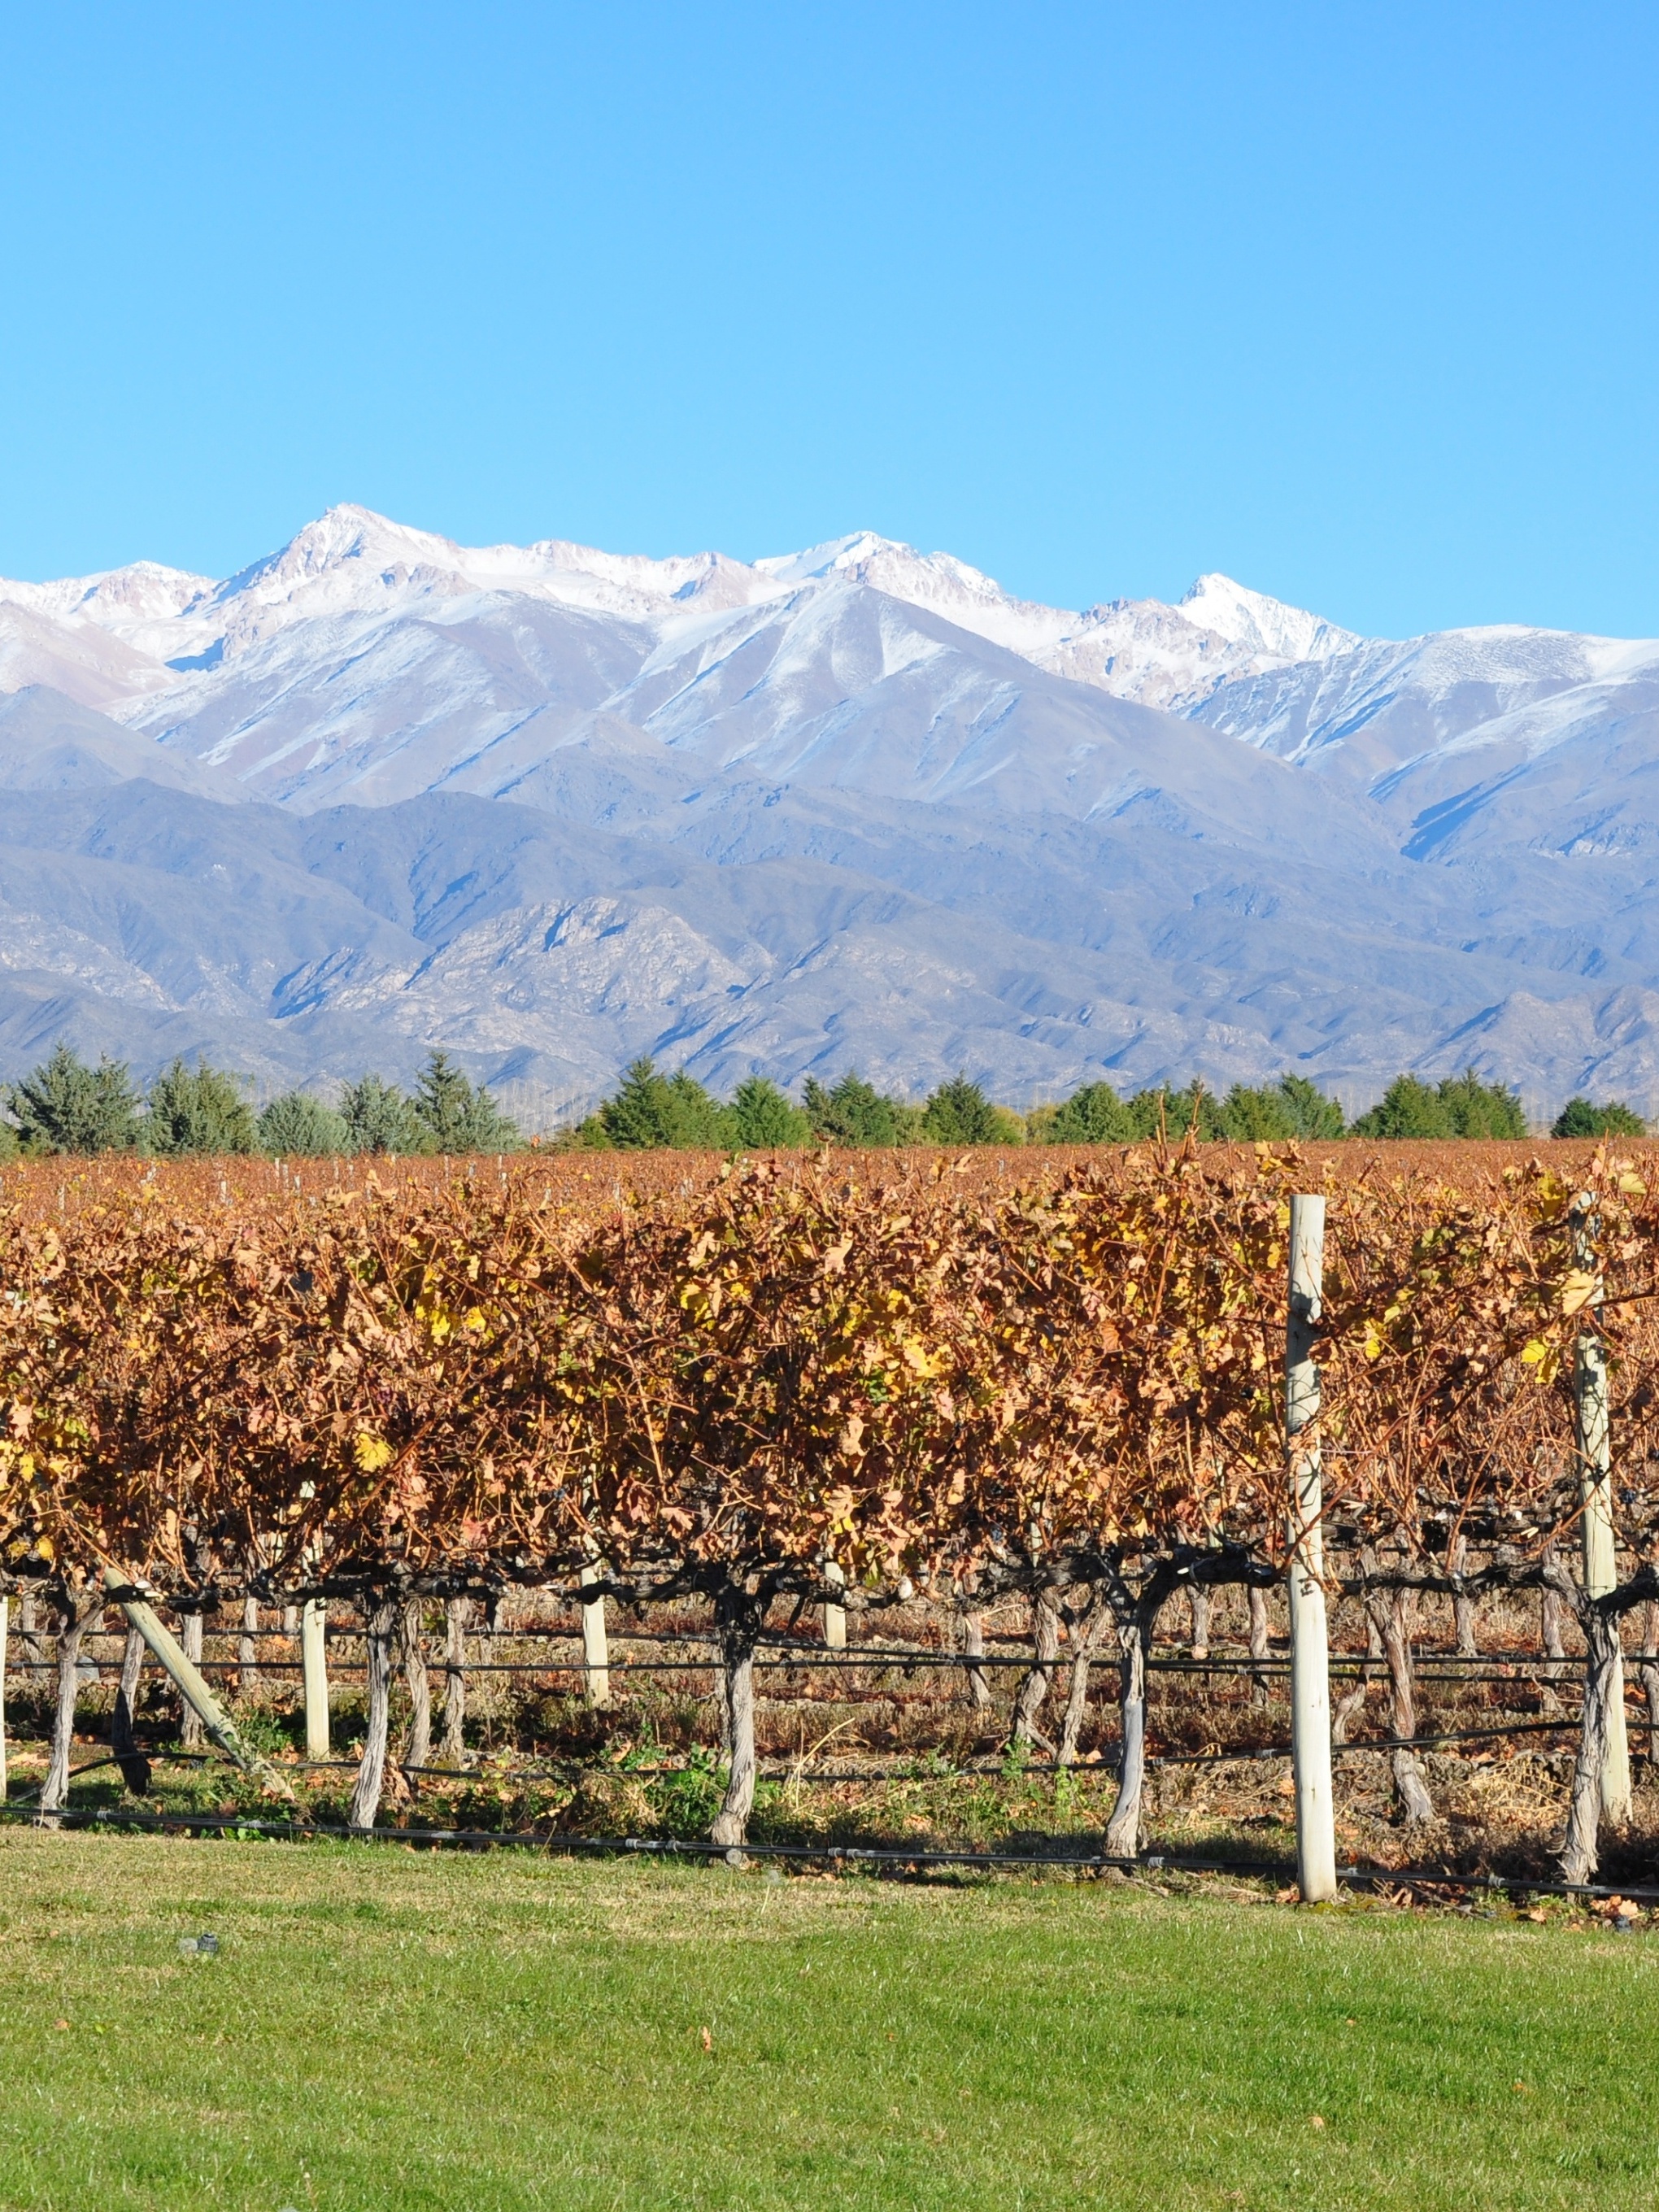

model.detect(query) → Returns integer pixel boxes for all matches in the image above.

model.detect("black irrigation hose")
[0,1797,1652,1905]
[7,1710,1587,1800]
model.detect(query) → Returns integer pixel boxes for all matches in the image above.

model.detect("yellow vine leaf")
[1520,1339,1561,1386]
[1559,1269,1600,1317]
[353,1434,394,1473]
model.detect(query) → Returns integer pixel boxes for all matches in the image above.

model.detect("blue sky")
[1,2,1655,638]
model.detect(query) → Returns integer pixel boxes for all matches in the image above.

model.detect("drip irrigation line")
[0,1796,1652,1905]
[10,1710,1584,1804]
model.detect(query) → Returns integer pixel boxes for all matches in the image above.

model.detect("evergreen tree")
[1552,1095,1647,1138]
[1126,1082,1223,1140]
[1217,1073,1346,1142]
[340,1073,429,1155]
[1275,1073,1348,1139]
[599,1060,735,1150]
[1045,1082,1136,1143]
[803,1072,907,1147]
[1354,1068,1526,1139]
[664,1069,736,1149]
[257,1091,351,1156]
[411,1050,520,1153]
[145,1058,259,1156]
[1217,1081,1299,1141]
[1436,1066,1527,1139]
[921,1074,998,1144]
[7,1042,141,1154]
[1352,1076,1453,1138]
[599,1060,676,1148]
[730,1076,810,1149]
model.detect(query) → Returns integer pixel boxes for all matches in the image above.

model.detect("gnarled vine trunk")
[1562,1599,1622,1883]
[1057,1593,1111,1767]
[1450,1533,1479,1658]
[961,1611,992,1709]
[398,1599,431,1776]
[40,1596,97,1819]
[348,1595,400,1832]
[240,1594,259,1696]
[1539,1543,1569,1697]
[1185,1584,1210,1661]
[1010,1593,1061,1748]
[1363,1569,1434,1827]
[1248,1584,1271,1709]
[18,1590,46,1681]
[179,1610,206,1750]
[440,1596,471,1766]
[710,1578,773,1858]
[1103,1617,1147,1857]
[1331,1603,1380,1747]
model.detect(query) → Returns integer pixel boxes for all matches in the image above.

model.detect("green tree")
[7,1042,141,1154]
[411,1050,520,1153]
[1552,1095,1647,1138]
[599,1060,735,1150]
[1044,1082,1136,1143]
[803,1072,907,1147]
[340,1073,429,1155]
[1217,1073,1347,1142]
[1217,1081,1298,1142]
[145,1058,259,1156]
[1353,1067,1526,1139]
[921,1074,998,1145]
[1435,1066,1526,1139]
[1126,1082,1223,1141]
[257,1091,351,1156]
[1350,1076,1453,1138]
[730,1076,810,1149]
[1276,1073,1347,1139]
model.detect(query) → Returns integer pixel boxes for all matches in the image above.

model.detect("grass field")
[0,1837,1655,2210]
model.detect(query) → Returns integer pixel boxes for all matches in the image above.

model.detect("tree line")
[563,1056,1645,1151]
[2,1039,1643,1159]
[0,1043,519,1160]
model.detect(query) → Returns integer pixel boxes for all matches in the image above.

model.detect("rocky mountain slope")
[1,507,1656,1122]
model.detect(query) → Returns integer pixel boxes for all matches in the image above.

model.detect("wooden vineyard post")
[1286,1194,1337,1904]
[302,1600,330,1760]
[1572,1199,1632,1824]
[822,1561,847,1651]
[581,1565,611,1708]
[102,1570,294,1799]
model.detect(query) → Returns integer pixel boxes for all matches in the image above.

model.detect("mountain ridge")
[1,507,1657,1121]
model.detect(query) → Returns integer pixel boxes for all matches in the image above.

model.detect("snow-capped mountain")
[2,505,1658,1121]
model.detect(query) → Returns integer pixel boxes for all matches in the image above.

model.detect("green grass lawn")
[0,1835,1654,2211]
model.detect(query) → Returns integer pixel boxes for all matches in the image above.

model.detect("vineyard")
[3,1137,1659,1898]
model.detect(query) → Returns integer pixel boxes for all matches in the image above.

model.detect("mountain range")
[2,504,1657,1126]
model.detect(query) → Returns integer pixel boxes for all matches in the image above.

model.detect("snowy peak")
[1178,573,1361,664]
[0,559,215,633]
[0,509,1370,723]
